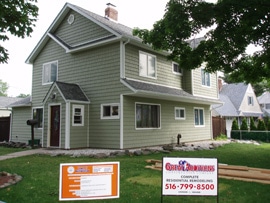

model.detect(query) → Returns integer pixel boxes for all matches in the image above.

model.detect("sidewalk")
[0,148,44,161]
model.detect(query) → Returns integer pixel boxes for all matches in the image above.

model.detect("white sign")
[162,157,218,196]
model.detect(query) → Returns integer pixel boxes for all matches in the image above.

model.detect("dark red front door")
[50,105,60,147]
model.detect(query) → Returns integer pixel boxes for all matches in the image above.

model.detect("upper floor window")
[175,107,185,120]
[266,103,270,109]
[139,51,157,78]
[72,105,84,126]
[248,96,254,106]
[33,107,43,128]
[42,61,58,85]
[136,103,160,129]
[101,104,119,119]
[194,107,204,126]
[201,69,210,86]
[172,62,182,75]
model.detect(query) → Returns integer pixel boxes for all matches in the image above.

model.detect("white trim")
[101,103,120,119]
[174,107,186,120]
[72,104,84,126]
[139,51,157,79]
[65,102,70,149]
[120,95,124,149]
[172,62,183,75]
[135,102,161,130]
[42,60,58,85]
[194,107,205,127]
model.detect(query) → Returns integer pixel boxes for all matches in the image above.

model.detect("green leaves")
[133,0,270,83]
[0,0,38,63]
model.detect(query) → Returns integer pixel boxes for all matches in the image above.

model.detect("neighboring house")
[9,3,221,149]
[0,96,24,117]
[212,82,262,138]
[257,92,270,117]
[0,96,26,142]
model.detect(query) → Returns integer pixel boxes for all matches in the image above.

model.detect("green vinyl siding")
[10,107,37,144]
[182,69,193,94]
[125,44,182,88]
[122,96,212,148]
[192,68,218,98]
[55,11,113,47]
[69,103,89,149]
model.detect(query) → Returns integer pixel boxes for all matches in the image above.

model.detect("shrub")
[266,118,270,131]
[250,117,257,131]
[240,118,248,130]
[257,119,266,131]
[232,119,239,130]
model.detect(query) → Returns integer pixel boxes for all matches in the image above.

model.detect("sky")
[0,0,169,97]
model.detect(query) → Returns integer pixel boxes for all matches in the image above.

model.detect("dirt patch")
[0,171,22,189]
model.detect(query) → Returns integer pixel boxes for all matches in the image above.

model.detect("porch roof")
[121,79,221,105]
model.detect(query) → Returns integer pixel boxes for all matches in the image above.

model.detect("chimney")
[105,3,118,21]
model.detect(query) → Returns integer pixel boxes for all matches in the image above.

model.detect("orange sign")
[59,162,119,201]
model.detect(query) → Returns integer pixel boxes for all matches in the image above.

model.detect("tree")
[249,117,257,131]
[240,118,248,131]
[0,79,9,96]
[133,0,270,84]
[17,93,30,98]
[231,119,239,130]
[257,119,266,131]
[0,0,38,63]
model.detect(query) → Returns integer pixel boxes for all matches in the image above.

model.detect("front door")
[50,105,60,147]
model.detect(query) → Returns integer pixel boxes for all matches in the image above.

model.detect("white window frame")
[247,96,254,106]
[42,61,58,85]
[201,68,210,87]
[175,107,185,120]
[194,107,205,127]
[72,105,84,126]
[139,51,157,79]
[101,103,120,119]
[135,102,161,129]
[32,107,43,128]
[172,62,182,75]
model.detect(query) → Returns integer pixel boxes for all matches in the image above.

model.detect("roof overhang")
[121,79,221,105]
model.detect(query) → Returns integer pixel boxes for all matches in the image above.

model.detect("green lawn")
[0,143,270,203]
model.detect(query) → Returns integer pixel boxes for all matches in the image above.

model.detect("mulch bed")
[0,171,22,189]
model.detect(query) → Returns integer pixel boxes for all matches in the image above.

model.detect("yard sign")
[162,157,218,196]
[59,162,119,201]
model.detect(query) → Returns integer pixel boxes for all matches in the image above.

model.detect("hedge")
[231,131,270,142]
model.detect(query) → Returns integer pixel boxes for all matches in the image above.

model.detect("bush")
[250,117,257,131]
[240,118,248,130]
[266,118,270,131]
[232,119,239,130]
[257,119,266,131]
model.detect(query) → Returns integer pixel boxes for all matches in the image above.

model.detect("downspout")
[120,39,130,149]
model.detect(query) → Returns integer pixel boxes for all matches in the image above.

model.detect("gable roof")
[257,92,270,104]
[43,81,90,104]
[213,83,262,117]
[121,79,221,105]
[26,3,149,64]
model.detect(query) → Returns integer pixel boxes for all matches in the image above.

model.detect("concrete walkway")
[0,148,45,161]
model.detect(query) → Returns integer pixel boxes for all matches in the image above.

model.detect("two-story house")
[9,3,220,149]
[257,92,270,117]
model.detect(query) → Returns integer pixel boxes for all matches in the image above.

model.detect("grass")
[0,146,28,156]
[0,143,270,203]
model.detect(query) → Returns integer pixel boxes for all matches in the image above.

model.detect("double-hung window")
[72,105,84,126]
[139,51,157,78]
[42,61,58,84]
[136,103,160,129]
[194,108,204,126]
[33,108,43,128]
[201,69,210,86]
[101,104,119,119]
[175,107,185,120]
[172,62,182,75]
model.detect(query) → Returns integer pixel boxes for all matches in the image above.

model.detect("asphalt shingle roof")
[0,96,28,108]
